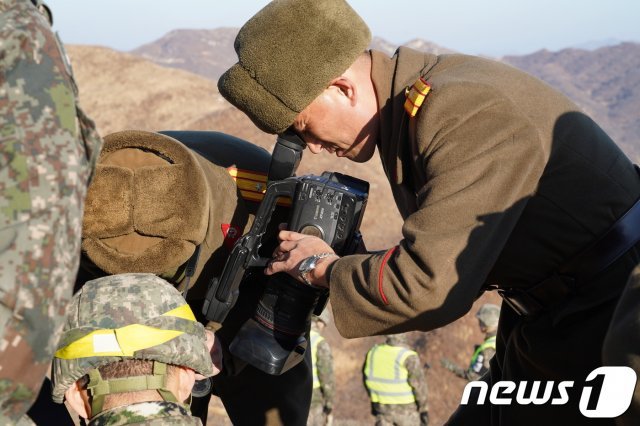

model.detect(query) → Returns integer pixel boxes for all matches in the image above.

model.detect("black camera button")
[300,224,324,239]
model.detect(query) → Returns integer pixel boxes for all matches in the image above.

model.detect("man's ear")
[330,76,357,106]
[175,366,197,402]
[64,382,91,419]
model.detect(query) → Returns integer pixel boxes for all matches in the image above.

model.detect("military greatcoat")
[603,265,640,426]
[328,47,640,425]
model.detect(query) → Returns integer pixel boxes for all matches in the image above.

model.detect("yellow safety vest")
[364,344,418,405]
[470,335,496,367]
[310,330,325,389]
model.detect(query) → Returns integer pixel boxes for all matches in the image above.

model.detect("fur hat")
[218,0,371,134]
[81,130,249,287]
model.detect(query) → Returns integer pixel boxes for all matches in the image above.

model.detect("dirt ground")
[206,293,501,425]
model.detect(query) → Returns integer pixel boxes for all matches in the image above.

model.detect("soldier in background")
[308,310,334,426]
[363,334,429,426]
[441,304,499,381]
[51,273,219,425]
[0,0,102,421]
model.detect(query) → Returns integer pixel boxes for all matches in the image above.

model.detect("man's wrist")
[313,253,339,288]
[323,255,339,288]
[298,253,339,288]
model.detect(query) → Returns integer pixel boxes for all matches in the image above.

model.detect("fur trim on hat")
[218,0,371,134]
[82,131,210,275]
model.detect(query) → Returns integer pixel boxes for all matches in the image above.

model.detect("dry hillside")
[67,45,229,134]
[131,28,239,82]
[69,44,503,425]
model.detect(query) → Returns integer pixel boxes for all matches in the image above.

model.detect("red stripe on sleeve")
[378,246,398,305]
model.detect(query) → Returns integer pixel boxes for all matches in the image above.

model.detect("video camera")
[203,131,369,375]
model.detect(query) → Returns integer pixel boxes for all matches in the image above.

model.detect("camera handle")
[203,178,299,323]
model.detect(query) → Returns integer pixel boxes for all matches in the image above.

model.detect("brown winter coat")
[329,47,640,425]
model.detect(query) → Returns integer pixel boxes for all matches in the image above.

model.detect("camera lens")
[191,378,212,398]
[229,274,324,375]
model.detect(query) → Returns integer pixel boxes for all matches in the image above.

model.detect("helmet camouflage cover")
[51,273,214,403]
[476,303,501,329]
[385,333,409,347]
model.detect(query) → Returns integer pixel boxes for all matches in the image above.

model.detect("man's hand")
[419,411,429,426]
[266,230,338,288]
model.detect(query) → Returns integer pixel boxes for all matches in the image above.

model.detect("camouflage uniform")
[51,273,214,425]
[364,336,429,426]
[308,319,334,426]
[442,332,497,381]
[0,0,101,421]
[442,303,499,381]
[89,401,201,426]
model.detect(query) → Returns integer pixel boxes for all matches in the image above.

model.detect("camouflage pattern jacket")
[310,337,335,411]
[444,332,496,381]
[0,0,102,421]
[370,351,428,415]
[89,401,201,426]
[465,332,496,381]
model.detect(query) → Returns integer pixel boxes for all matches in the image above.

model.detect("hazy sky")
[46,0,640,57]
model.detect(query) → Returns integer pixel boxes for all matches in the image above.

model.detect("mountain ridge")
[129,29,639,160]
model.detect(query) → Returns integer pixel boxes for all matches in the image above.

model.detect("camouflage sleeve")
[316,339,335,410]
[0,1,100,421]
[465,347,495,381]
[441,358,467,379]
[405,354,428,412]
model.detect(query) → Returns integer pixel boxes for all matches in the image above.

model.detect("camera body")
[203,171,368,375]
[287,172,368,256]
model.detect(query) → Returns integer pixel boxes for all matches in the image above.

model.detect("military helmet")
[385,333,409,347]
[51,273,214,404]
[476,303,501,329]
